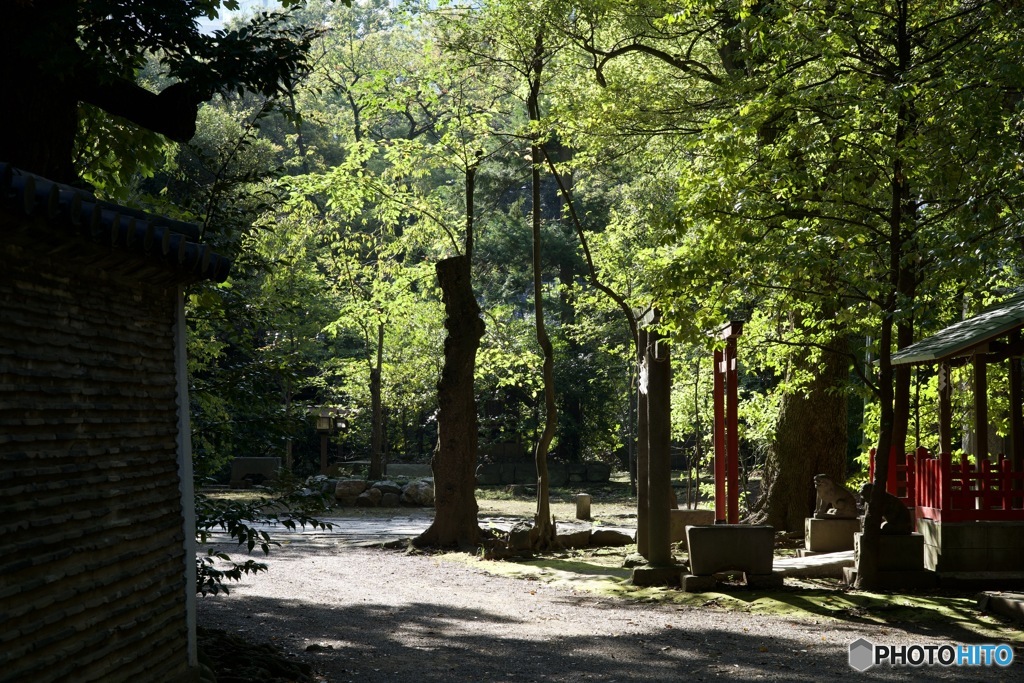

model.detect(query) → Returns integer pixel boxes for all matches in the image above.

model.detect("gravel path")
[197,531,1023,683]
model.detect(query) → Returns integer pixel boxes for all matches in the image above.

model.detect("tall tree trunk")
[528,31,558,550]
[558,250,584,461]
[857,0,915,589]
[870,0,918,521]
[413,255,483,548]
[369,321,385,480]
[748,334,849,532]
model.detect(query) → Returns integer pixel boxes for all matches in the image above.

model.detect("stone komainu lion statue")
[859,483,913,535]
[813,474,858,519]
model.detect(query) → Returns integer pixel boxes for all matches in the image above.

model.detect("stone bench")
[229,457,281,489]
[682,524,782,591]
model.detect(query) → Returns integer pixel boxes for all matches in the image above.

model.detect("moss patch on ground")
[443,548,1022,645]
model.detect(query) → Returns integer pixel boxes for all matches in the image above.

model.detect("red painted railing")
[869,447,1024,522]
[868,446,921,507]
[916,452,1024,522]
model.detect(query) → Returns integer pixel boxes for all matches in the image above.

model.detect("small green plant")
[195,471,333,595]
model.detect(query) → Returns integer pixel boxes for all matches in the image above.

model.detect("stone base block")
[591,529,634,547]
[557,529,592,549]
[670,509,715,546]
[805,517,861,553]
[844,567,938,590]
[977,592,1024,624]
[686,525,775,576]
[744,572,785,589]
[631,564,684,587]
[680,574,718,592]
[680,571,784,592]
[854,532,924,572]
[918,519,1024,572]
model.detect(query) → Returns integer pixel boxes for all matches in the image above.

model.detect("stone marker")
[576,493,591,520]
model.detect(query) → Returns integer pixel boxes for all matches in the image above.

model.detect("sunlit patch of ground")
[442,549,1023,645]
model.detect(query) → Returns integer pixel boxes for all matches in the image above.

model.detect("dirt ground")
[197,526,1024,683]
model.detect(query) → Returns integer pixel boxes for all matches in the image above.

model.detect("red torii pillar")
[713,321,743,524]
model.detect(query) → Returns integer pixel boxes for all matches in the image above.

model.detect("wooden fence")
[870,448,1024,522]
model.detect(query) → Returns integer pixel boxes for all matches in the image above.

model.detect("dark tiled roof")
[891,291,1024,365]
[0,162,230,283]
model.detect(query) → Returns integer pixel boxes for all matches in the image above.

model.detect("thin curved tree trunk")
[527,30,558,550]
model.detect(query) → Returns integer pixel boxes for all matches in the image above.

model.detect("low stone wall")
[312,476,434,508]
[476,461,612,487]
[386,463,433,478]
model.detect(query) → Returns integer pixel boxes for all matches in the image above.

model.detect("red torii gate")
[713,321,743,524]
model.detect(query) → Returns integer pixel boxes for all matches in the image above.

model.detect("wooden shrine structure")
[872,292,1024,524]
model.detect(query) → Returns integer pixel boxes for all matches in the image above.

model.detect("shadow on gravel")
[207,540,1019,655]
[198,592,1008,682]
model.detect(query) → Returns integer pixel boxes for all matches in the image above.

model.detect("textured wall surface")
[0,237,192,683]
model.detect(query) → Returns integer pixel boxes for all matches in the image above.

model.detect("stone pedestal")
[670,509,715,547]
[805,517,861,553]
[847,531,936,589]
[855,531,924,571]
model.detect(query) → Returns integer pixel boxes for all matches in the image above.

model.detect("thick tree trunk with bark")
[413,255,483,548]
[748,336,849,532]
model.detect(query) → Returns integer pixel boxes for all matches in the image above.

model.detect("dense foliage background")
[75,0,1024,525]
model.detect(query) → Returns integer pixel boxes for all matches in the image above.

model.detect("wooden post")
[938,362,953,455]
[726,334,740,524]
[636,327,650,557]
[646,322,672,566]
[713,348,726,523]
[974,353,989,461]
[320,432,328,476]
[1009,356,1024,472]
